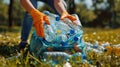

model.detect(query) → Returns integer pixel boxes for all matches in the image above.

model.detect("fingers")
[33,15,50,38]
[60,14,67,20]
[67,15,76,21]
[73,21,77,25]
[44,16,50,25]
[36,23,45,38]
[60,12,76,22]
[33,21,45,38]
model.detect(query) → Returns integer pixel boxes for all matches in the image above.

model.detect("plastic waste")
[43,52,83,61]
[30,11,86,63]
[62,14,82,33]
[55,17,71,34]
[30,11,120,65]
[44,24,55,42]
[43,52,71,60]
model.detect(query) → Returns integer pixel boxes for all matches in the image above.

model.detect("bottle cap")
[82,54,87,60]
[61,41,67,46]
[74,36,78,41]
[43,11,50,15]
[70,30,75,34]
[56,30,61,34]
[55,16,60,21]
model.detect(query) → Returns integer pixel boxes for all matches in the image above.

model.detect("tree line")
[0,0,120,28]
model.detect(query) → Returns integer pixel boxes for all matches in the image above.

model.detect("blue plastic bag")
[30,11,86,60]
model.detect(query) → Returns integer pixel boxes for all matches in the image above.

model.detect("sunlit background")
[4,0,93,8]
[2,0,120,28]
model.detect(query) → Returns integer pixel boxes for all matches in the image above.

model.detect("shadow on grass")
[0,44,30,58]
[0,45,19,57]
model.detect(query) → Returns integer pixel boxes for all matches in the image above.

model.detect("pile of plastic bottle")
[30,11,111,65]
[30,11,85,60]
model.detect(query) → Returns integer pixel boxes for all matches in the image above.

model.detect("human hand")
[60,11,77,24]
[30,9,50,38]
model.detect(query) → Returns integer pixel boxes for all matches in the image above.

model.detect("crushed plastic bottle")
[30,11,86,62]
[43,52,71,62]
[44,24,56,42]
[43,11,59,19]
[72,14,82,27]
[43,52,83,61]
[62,14,82,33]
[29,11,120,66]
[55,30,67,44]
[55,17,71,34]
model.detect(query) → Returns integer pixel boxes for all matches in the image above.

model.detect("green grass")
[0,26,120,67]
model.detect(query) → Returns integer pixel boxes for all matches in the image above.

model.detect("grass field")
[0,26,120,67]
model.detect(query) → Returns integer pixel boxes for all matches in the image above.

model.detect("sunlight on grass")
[83,28,120,44]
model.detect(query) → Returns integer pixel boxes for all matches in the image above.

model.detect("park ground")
[0,26,120,67]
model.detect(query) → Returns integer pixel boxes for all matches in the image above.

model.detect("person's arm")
[54,0,66,14]
[20,0,50,38]
[54,0,76,22]
[20,0,35,12]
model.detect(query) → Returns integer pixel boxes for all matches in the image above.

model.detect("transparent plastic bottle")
[66,32,82,45]
[98,46,107,52]
[69,37,79,45]
[43,11,59,22]
[62,14,82,33]
[101,42,110,47]
[72,14,82,27]
[92,41,99,49]
[44,24,55,42]
[55,17,71,34]
[60,33,68,46]
[55,30,62,43]
[43,52,83,61]
[67,29,75,38]
[55,29,68,45]
[43,52,71,60]
[54,16,71,45]
[43,11,59,32]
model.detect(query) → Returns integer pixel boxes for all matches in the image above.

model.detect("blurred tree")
[107,0,115,28]
[75,2,97,27]
[90,0,111,27]
[91,0,120,28]
[8,0,24,26]
[108,0,120,28]
[8,0,14,27]
[13,0,24,26]
[0,0,24,26]
[0,0,8,23]
[65,0,76,14]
